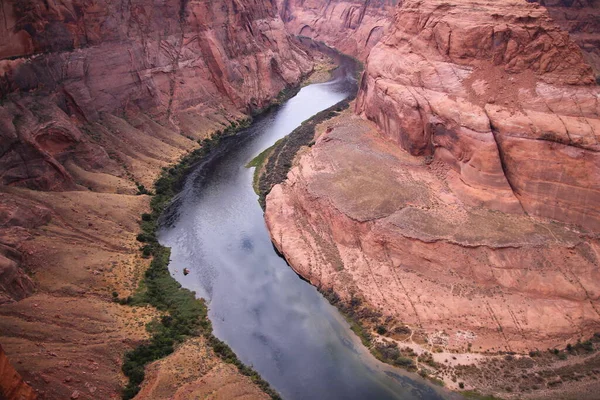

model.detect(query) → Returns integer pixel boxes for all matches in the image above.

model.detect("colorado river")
[159,52,454,400]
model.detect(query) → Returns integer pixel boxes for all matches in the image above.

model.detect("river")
[158,51,455,400]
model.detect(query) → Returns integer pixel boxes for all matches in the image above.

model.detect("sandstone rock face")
[277,0,397,60]
[356,0,600,230]
[0,0,312,191]
[0,344,36,400]
[537,0,600,75]
[267,110,600,355]
[0,0,313,397]
[265,0,600,390]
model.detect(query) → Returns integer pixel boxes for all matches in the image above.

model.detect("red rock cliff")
[0,0,312,192]
[537,0,600,74]
[357,0,600,230]
[265,0,600,396]
[0,344,36,400]
[0,0,313,398]
[277,0,397,59]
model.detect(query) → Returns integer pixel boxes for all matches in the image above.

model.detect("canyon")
[265,0,600,398]
[1,0,600,399]
[0,0,313,398]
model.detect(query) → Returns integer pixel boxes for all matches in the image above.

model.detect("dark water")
[159,53,455,400]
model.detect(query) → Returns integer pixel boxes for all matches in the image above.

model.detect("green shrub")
[375,325,387,335]
[121,121,281,400]
[136,232,155,243]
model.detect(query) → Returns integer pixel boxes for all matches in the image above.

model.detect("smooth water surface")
[160,56,454,400]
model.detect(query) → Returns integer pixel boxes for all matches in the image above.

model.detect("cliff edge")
[265,0,600,397]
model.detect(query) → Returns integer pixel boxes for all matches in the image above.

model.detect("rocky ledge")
[265,0,600,397]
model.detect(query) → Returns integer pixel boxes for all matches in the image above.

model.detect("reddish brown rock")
[277,0,397,60]
[356,0,600,229]
[267,110,600,354]
[0,344,37,400]
[537,0,600,75]
[0,0,313,193]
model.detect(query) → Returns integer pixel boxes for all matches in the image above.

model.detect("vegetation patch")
[255,95,355,208]
[320,288,419,372]
[246,139,282,194]
[119,118,281,400]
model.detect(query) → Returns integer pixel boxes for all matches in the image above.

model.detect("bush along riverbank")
[119,41,347,399]
[119,118,281,400]
[253,93,356,209]
[250,44,361,208]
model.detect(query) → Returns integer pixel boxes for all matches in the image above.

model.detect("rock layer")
[0,0,314,397]
[277,0,397,60]
[356,0,600,230]
[0,344,36,400]
[267,110,600,353]
[537,0,600,75]
[265,0,600,396]
[0,0,312,191]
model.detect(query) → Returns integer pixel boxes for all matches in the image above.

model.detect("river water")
[159,53,454,400]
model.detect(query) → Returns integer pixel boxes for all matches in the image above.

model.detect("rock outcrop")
[277,0,397,60]
[356,0,600,229]
[0,0,312,191]
[0,344,36,400]
[537,0,600,75]
[265,0,600,396]
[267,109,600,352]
[0,0,314,397]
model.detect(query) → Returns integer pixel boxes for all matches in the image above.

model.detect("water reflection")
[160,51,456,400]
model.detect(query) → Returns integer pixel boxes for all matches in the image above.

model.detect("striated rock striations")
[277,0,398,60]
[537,0,600,75]
[0,0,314,398]
[356,0,600,228]
[0,0,312,191]
[266,0,600,396]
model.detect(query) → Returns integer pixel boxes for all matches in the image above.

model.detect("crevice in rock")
[485,112,527,215]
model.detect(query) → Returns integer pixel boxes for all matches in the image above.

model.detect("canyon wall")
[356,0,600,229]
[265,0,600,395]
[0,0,313,398]
[0,0,312,193]
[538,0,600,75]
[277,0,397,59]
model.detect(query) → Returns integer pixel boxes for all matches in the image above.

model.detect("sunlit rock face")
[534,0,600,75]
[0,0,313,191]
[357,0,600,230]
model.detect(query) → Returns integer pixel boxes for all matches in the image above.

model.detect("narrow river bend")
[159,53,454,400]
